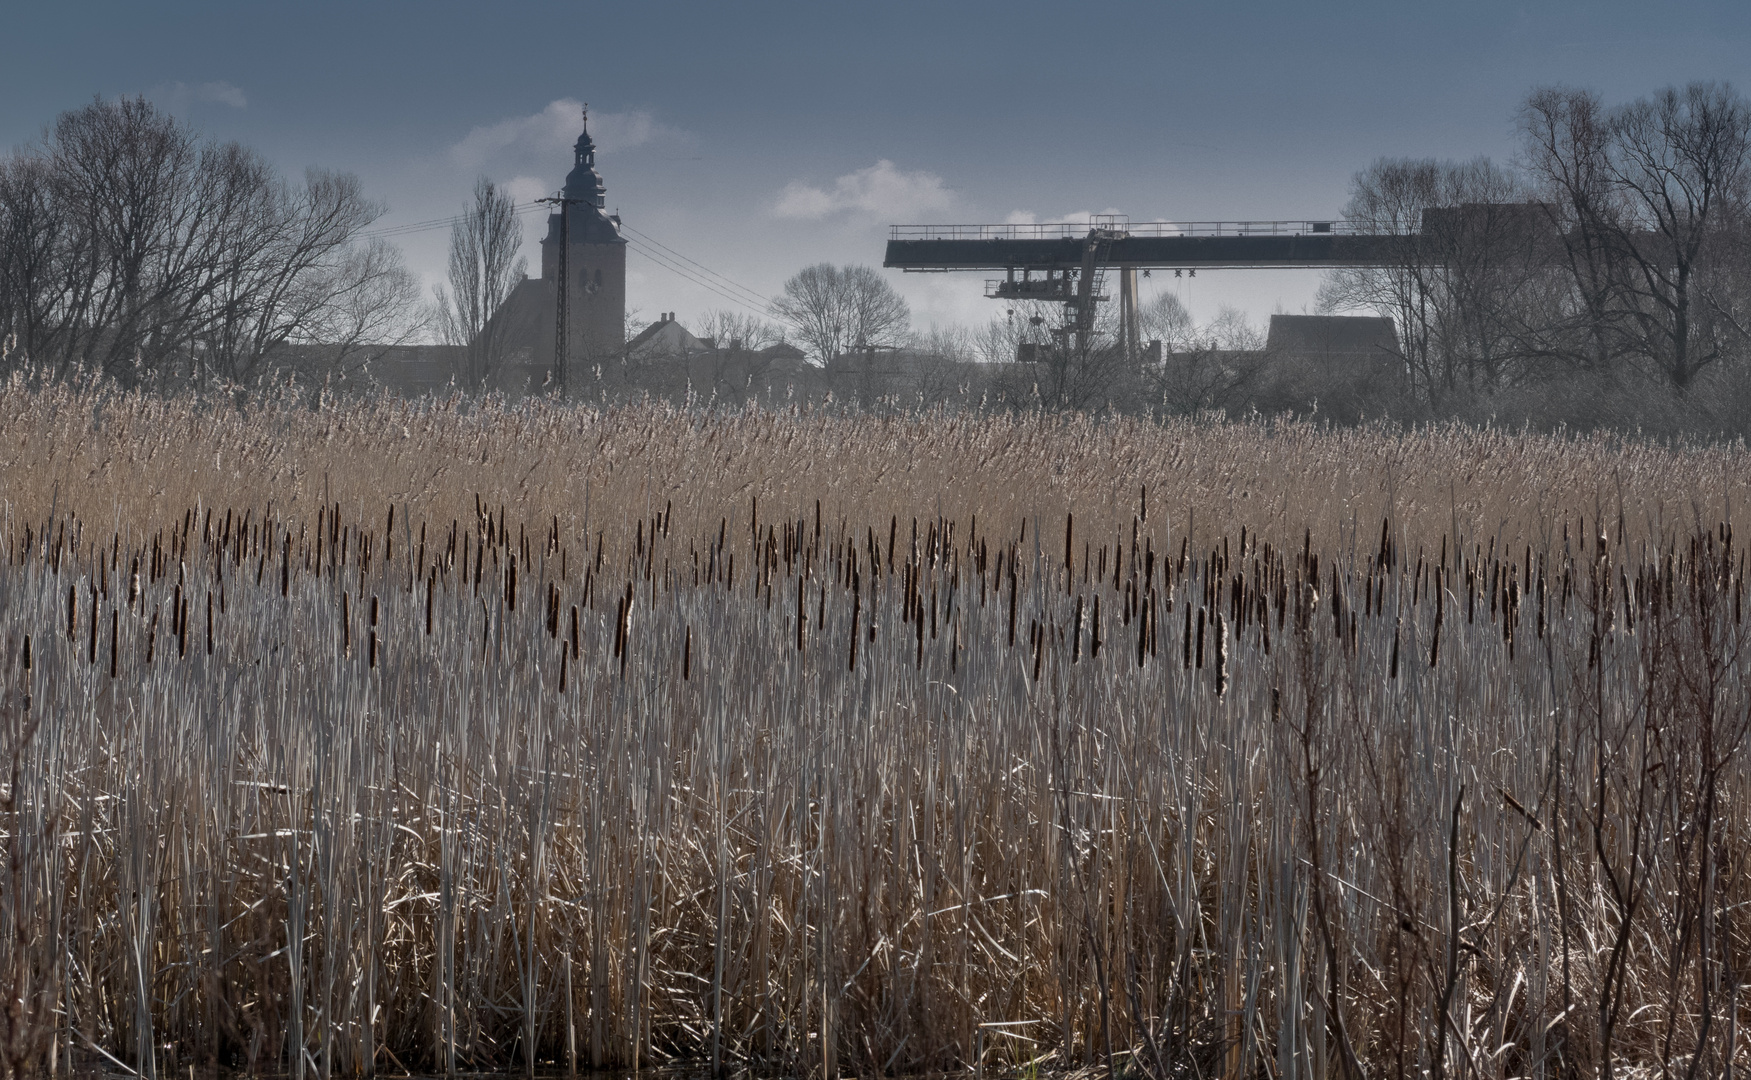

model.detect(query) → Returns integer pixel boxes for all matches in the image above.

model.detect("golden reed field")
[1,379,1749,1080]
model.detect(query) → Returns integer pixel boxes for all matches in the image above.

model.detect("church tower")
[539,108,627,370]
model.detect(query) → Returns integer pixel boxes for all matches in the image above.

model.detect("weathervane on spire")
[581,102,588,129]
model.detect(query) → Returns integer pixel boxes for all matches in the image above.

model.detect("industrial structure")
[884,215,1404,361]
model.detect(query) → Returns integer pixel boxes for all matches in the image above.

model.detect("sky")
[5,1,1751,338]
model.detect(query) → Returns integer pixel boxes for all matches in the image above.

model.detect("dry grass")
[7,379,1747,560]
[0,378,1748,1079]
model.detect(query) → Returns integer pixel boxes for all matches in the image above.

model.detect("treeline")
[1321,82,1751,410]
[8,84,1751,437]
[0,97,419,387]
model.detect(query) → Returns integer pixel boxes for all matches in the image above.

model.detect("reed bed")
[0,380,1748,1079]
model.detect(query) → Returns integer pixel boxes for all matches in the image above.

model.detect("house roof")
[628,315,713,358]
[1266,315,1399,356]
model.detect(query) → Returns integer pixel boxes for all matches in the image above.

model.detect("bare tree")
[435,176,527,387]
[0,96,417,388]
[771,263,909,364]
[200,169,421,385]
[694,309,780,354]
[1606,82,1751,388]
[1519,86,1629,373]
[0,155,60,375]
[1519,83,1751,389]
[1318,157,1550,404]
[1021,299,1130,412]
[979,299,1127,411]
[679,309,776,402]
[903,324,982,404]
[1136,287,1194,346]
[1140,298,1269,415]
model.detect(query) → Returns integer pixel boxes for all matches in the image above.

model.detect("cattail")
[88,590,98,665]
[1006,565,1018,647]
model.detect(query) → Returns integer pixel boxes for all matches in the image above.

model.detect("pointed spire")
[565,101,606,206]
[573,105,596,167]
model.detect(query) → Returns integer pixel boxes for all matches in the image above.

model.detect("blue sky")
[6,1,1750,334]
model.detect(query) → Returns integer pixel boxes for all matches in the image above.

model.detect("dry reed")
[0,377,1746,1079]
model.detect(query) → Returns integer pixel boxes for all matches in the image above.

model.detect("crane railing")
[889,220,1374,241]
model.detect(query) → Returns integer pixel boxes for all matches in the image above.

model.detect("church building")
[477,108,627,392]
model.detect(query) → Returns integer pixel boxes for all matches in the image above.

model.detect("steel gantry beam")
[882,219,1403,272]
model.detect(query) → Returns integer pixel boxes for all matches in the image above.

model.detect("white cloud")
[772,160,953,222]
[448,99,678,174]
[501,174,551,205]
[151,81,247,110]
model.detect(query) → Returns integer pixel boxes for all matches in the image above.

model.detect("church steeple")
[562,104,607,208]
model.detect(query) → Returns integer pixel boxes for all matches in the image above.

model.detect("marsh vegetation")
[0,383,1748,1078]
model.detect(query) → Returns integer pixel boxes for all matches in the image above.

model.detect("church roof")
[563,107,607,207]
[542,106,626,247]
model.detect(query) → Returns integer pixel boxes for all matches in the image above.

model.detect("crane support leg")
[1119,267,1138,364]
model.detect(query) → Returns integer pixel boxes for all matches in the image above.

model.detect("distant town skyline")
[7,0,1750,334]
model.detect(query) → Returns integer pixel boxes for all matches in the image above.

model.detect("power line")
[623,239,767,316]
[617,223,772,308]
[624,240,753,310]
[623,240,763,315]
[359,201,548,240]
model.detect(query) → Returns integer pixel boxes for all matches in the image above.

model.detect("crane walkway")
[884,219,1402,272]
